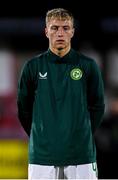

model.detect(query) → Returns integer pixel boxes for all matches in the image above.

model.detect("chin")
[57,47,64,51]
[56,45,65,50]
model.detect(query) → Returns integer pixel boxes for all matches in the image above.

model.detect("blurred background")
[0,2,118,179]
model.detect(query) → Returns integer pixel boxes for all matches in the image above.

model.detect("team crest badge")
[70,68,83,80]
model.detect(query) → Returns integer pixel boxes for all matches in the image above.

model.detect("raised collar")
[47,48,76,63]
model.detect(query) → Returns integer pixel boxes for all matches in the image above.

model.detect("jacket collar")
[47,48,76,63]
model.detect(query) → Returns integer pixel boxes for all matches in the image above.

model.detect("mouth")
[56,40,65,45]
[56,40,65,43]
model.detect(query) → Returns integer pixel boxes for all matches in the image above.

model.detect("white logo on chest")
[39,72,47,79]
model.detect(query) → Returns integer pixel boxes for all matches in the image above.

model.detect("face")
[45,18,74,52]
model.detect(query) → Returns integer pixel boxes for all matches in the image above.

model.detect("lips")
[56,40,65,43]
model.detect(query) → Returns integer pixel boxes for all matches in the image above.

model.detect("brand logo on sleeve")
[39,72,47,79]
[70,68,83,80]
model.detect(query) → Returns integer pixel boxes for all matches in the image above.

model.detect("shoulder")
[79,52,99,70]
[79,52,96,65]
[71,49,96,65]
[26,50,48,66]
[79,54,102,79]
[21,51,48,77]
[73,50,101,77]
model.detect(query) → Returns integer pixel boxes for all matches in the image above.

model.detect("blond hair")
[46,8,74,26]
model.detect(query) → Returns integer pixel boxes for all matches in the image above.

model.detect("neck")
[50,46,71,57]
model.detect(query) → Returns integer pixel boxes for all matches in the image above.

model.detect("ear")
[45,27,49,38]
[71,28,75,38]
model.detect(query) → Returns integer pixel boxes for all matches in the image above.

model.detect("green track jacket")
[17,48,105,166]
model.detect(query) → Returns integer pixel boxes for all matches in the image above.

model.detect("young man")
[17,8,105,179]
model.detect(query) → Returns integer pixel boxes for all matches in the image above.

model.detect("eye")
[51,26,58,31]
[63,26,70,31]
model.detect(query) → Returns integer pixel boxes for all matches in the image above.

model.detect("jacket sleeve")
[87,60,105,133]
[17,61,35,136]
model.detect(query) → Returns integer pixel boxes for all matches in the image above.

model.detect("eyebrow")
[51,25,70,27]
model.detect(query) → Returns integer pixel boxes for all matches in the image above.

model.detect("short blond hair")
[46,8,74,26]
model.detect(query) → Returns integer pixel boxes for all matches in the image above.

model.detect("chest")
[36,62,87,96]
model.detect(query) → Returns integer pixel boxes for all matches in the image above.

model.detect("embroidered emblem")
[70,68,83,80]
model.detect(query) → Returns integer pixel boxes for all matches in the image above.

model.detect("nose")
[57,27,64,36]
